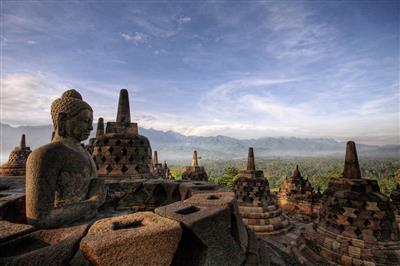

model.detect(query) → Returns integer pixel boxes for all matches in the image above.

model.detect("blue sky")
[1,1,399,145]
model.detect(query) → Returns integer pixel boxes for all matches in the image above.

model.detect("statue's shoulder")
[28,142,69,162]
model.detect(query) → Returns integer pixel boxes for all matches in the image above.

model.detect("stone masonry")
[277,165,322,222]
[292,141,400,266]
[234,147,291,235]
[181,151,208,181]
[0,134,31,177]
[151,150,170,179]
[89,89,153,179]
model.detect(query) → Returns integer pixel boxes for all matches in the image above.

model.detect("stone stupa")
[233,147,291,235]
[0,134,31,177]
[293,141,400,265]
[89,89,153,179]
[151,150,167,178]
[181,150,208,181]
[163,161,172,179]
[277,165,322,221]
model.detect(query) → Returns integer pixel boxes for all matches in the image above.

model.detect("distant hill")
[1,123,399,163]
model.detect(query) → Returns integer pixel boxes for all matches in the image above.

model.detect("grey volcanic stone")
[0,224,89,266]
[25,89,106,228]
[156,200,246,266]
[0,220,34,244]
[178,180,224,200]
[80,212,181,266]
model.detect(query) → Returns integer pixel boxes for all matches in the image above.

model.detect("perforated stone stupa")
[151,150,170,179]
[181,150,208,181]
[0,135,31,177]
[293,141,400,265]
[89,89,153,179]
[233,147,291,235]
[277,165,322,221]
[163,161,172,179]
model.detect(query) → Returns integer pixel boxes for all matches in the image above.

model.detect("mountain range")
[0,123,398,164]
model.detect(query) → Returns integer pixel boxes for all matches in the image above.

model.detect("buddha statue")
[26,89,106,228]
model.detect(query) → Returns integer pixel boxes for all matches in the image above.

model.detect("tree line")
[169,157,400,195]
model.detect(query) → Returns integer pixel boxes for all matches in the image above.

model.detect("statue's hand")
[87,178,107,207]
[82,203,98,220]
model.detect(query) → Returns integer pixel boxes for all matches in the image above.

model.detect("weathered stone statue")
[26,89,106,228]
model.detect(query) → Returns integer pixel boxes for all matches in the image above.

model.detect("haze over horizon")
[1,1,399,145]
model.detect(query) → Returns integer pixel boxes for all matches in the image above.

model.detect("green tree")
[396,169,400,183]
[217,165,239,188]
[170,166,185,180]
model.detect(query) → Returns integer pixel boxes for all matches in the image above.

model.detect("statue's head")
[51,89,93,141]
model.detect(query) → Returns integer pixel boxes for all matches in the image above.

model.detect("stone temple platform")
[0,174,290,266]
[234,147,291,235]
[277,165,322,222]
[292,141,400,266]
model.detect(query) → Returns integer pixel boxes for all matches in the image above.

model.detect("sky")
[1,1,399,145]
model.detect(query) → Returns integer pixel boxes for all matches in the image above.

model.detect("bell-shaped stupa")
[293,141,400,265]
[151,150,169,179]
[89,89,153,179]
[233,147,291,235]
[0,134,31,176]
[277,165,322,221]
[181,150,208,181]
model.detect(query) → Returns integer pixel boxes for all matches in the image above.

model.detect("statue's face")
[64,109,93,141]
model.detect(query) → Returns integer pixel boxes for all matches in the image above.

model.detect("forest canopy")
[169,157,399,195]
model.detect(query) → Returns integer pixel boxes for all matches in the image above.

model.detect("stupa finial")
[343,141,361,179]
[292,164,301,177]
[116,89,131,123]
[96,117,104,137]
[246,147,256,171]
[20,134,26,149]
[153,150,159,165]
[192,150,199,167]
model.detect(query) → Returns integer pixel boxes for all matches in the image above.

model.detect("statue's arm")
[26,149,98,228]
[87,178,107,207]
[26,148,59,227]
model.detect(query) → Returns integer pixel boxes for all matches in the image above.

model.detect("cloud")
[186,77,399,141]
[1,35,9,45]
[153,49,167,55]
[199,78,302,121]
[263,3,338,60]
[358,95,399,115]
[121,32,148,45]
[177,16,191,24]
[126,9,191,39]
[26,40,37,45]
[136,114,157,122]
[0,74,65,126]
